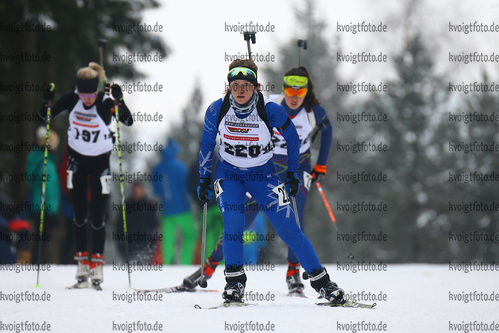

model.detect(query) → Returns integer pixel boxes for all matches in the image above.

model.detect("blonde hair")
[76,62,106,91]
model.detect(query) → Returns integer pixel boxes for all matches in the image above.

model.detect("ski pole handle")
[243,32,256,60]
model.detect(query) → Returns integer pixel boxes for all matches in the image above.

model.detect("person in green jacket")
[151,139,196,264]
[25,126,61,264]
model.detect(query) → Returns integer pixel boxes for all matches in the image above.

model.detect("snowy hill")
[1,264,497,332]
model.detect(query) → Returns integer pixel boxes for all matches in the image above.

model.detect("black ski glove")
[286,171,300,197]
[42,83,55,102]
[111,83,123,102]
[197,177,213,203]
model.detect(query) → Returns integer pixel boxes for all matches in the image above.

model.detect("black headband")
[76,77,99,93]
[227,67,258,86]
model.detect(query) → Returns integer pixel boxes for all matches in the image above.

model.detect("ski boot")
[90,253,104,291]
[286,261,305,297]
[182,256,219,290]
[309,267,344,304]
[67,252,90,289]
[222,266,246,303]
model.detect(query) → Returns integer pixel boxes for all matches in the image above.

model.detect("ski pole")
[113,87,131,289]
[243,31,256,60]
[296,39,331,145]
[97,39,107,87]
[291,196,301,230]
[316,182,354,260]
[199,202,208,288]
[296,38,325,144]
[291,194,303,280]
[97,38,131,288]
[297,39,307,66]
[35,82,55,288]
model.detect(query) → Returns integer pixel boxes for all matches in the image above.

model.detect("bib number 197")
[75,128,100,142]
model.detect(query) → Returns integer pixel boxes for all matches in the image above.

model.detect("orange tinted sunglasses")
[283,86,308,98]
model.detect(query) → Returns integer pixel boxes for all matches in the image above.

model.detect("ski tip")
[195,302,257,310]
[315,300,376,309]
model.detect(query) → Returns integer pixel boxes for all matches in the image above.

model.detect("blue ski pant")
[209,153,311,265]
[214,159,321,274]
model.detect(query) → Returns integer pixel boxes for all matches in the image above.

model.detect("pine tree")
[447,71,499,262]
[0,0,168,201]
[359,32,451,262]
[169,83,204,166]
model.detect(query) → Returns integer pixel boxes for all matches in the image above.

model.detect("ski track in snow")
[1,264,497,333]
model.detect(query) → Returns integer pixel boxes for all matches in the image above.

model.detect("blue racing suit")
[199,94,323,273]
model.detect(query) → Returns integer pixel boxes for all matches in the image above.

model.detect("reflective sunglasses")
[78,93,97,99]
[283,86,308,98]
[228,67,257,79]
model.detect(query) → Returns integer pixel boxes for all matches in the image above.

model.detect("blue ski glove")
[285,171,300,197]
[197,177,213,203]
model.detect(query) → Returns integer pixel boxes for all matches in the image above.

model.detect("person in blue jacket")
[270,66,333,294]
[152,139,196,264]
[182,66,333,297]
[196,58,343,304]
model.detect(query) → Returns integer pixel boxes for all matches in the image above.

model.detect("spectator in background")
[0,191,32,263]
[25,127,61,264]
[0,211,17,264]
[8,217,32,263]
[116,182,160,263]
[152,139,196,265]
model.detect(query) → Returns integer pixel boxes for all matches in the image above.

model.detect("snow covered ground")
[1,264,498,333]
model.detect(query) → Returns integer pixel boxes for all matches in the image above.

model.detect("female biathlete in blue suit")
[182,67,332,297]
[194,59,341,303]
